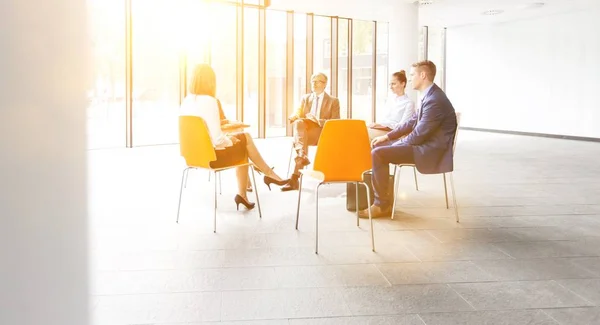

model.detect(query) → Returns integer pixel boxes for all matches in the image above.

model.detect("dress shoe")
[234,194,255,210]
[358,204,391,219]
[281,175,299,191]
[263,176,290,191]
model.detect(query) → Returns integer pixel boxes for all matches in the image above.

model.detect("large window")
[293,13,307,109]
[86,4,389,147]
[87,0,125,149]
[351,20,374,122]
[243,8,259,138]
[265,11,287,137]
[338,18,349,118]
[376,22,389,123]
[210,5,238,120]
[313,16,331,95]
[131,0,181,146]
[427,27,446,88]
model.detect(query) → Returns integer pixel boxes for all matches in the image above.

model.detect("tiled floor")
[89,131,600,324]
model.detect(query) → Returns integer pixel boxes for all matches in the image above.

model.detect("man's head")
[409,60,436,91]
[310,72,328,95]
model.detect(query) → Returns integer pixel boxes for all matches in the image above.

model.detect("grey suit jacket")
[295,92,341,127]
[387,84,457,174]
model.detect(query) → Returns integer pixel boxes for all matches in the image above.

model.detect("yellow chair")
[295,119,375,253]
[391,112,461,222]
[176,116,262,232]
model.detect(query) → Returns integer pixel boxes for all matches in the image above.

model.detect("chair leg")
[362,182,375,252]
[315,183,321,254]
[250,166,262,218]
[355,181,359,227]
[183,168,190,188]
[391,166,400,220]
[218,172,222,195]
[295,174,304,230]
[176,168,189,223]
[213,171,218,233]
[413,166,419,191]
[287,142,294,178]
[449,172,459,223]
[443,173,449,209]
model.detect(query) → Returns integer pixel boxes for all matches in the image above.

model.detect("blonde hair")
[189,63,216,97]
[412,60,437,81]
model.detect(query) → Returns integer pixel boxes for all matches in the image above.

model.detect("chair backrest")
[313,119,372,182]
[453,112,461,153]
[179,116,217,168]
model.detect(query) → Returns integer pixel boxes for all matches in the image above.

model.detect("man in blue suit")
[359,60,457,218]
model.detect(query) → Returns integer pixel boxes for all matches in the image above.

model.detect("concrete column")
[387,1,419,101]
[0,1,90,325]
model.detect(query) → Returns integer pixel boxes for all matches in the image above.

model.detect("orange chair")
[176,116,262,232]
[391,112,461,222]
[295,119,375,253]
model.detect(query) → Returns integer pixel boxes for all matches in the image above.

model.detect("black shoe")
[234,194,255,210]
[263,176,290,191]
[281,176,299,192]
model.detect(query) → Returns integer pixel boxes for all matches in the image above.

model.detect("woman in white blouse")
[368,70,416,140]
[180,64,289,210]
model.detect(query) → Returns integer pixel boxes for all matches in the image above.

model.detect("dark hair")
[412,60,437,81]
[189,63,216,97]
[392,70,407,88]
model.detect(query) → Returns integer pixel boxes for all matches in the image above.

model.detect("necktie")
[312,95,319,117]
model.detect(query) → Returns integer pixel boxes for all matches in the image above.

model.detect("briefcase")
[346,171,395,211]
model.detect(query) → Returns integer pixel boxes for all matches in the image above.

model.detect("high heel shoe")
[234,194,255,211]
[263,176,290,191]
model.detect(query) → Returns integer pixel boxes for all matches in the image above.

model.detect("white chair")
[391,112,461,222]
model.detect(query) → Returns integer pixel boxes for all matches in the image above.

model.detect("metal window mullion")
[423,25,429,61]
[125,0,133,148]
[258,8,266,138]
[347,18,353,119]
[285,11,294,136]
[306,13,314,92]
[371,21,377,123]
[330,17,338,98]
[441,27,447,91]
[236,6,244,121]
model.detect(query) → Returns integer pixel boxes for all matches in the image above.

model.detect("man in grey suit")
[359,60,457,218]
[282,72,340,191]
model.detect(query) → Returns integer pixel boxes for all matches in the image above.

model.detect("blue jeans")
[371,142,415,209]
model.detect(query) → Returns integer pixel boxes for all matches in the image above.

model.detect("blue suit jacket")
[387,84,457,174]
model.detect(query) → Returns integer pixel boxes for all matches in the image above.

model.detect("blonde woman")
[180,64,289,210]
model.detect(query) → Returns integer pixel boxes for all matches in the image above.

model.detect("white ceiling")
[410,0,600,27]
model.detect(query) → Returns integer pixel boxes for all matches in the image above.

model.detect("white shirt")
[310,92,325,117]
[379,94,416,129]
[179,95,232,148]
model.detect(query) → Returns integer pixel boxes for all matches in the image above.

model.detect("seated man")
[359,60,457,218]
[282,72,340,191]
[368,70,415,140]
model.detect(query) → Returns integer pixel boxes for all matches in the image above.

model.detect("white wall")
[0,1,89,325]
[446,8,600,138]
